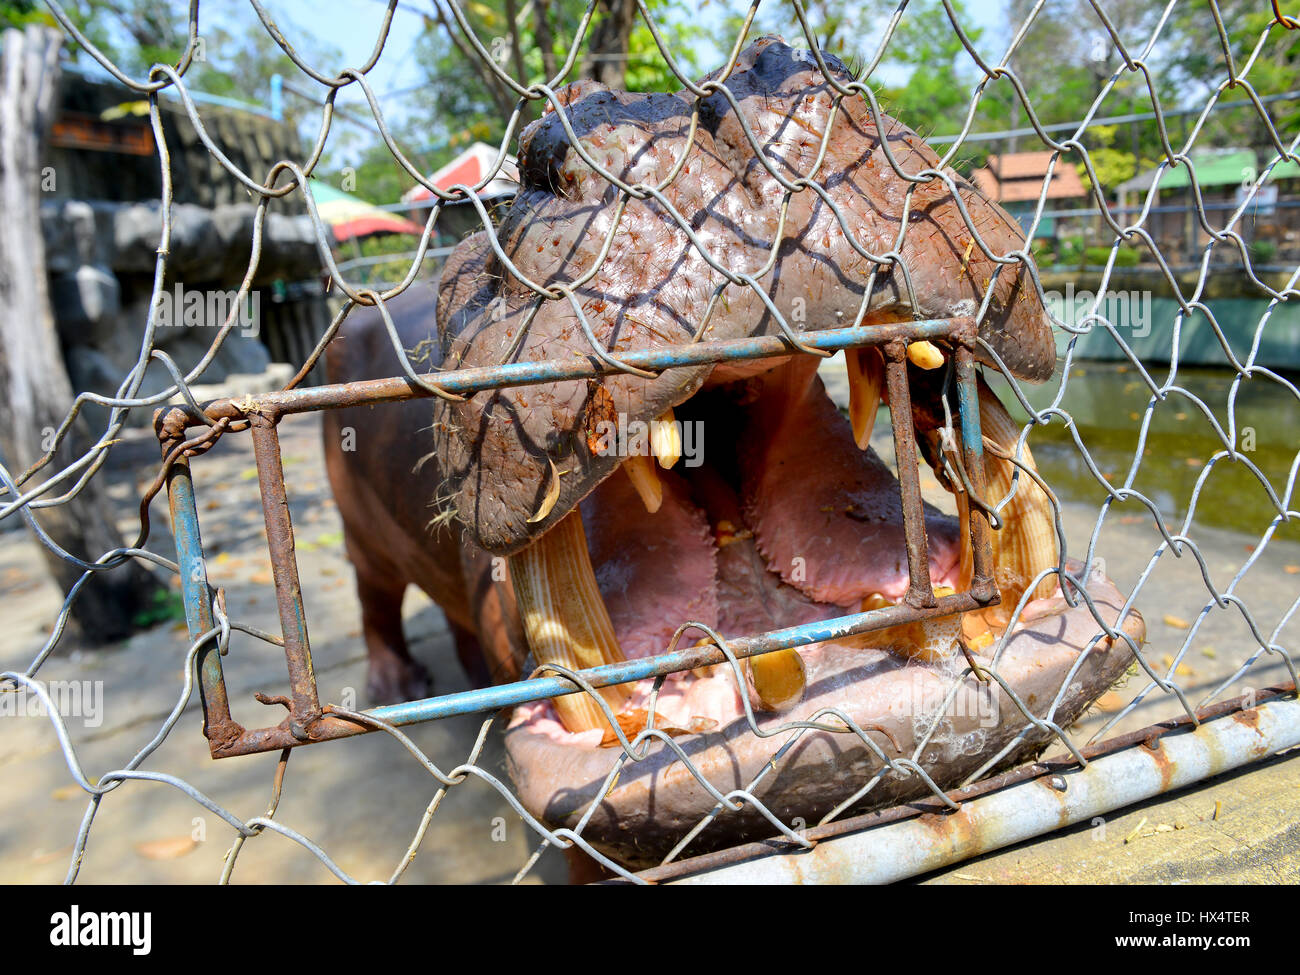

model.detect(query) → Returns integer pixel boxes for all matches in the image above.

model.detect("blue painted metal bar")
[166,453,240,747]
[954,344,997,601]
[204,318,970,421]
[365,591,985,728]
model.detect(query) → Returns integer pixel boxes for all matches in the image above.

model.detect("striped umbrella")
[312,181,423,242]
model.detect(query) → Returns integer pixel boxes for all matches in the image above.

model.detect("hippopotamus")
[323,38,1143,871]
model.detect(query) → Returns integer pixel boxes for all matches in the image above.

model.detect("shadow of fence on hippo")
[2,0,1297,884]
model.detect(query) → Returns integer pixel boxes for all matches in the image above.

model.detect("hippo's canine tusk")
[846,347,884,450]
[508,510,630,732]
[622,454,664,514]
[976,381,1058,605]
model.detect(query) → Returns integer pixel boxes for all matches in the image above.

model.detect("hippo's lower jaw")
[496,351,1142,866]
[506,565,1142,868]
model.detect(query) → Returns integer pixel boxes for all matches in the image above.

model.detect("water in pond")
[984,363,1300,540]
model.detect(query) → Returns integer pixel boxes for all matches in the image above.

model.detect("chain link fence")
[2,0,1298,884]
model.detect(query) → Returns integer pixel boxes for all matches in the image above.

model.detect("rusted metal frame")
[246,413,323,740]
[884,339,936,609]
[624,681,1299,884]
[164,447,242,752]
[160,319,973,434]
[165,314,1001,758]
[953,342,997,602]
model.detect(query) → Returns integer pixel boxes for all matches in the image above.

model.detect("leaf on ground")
[135,835,198,861]
[1162,614,1190,629]
[1094,691,1124,712]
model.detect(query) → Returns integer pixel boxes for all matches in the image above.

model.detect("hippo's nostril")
[519,117,572,197]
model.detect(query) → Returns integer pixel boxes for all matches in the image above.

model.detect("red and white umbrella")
[403,142,519,204]
[312,182,424,242]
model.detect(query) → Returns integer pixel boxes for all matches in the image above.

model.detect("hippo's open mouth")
[416,38,1143,864]
[512,349,973,738]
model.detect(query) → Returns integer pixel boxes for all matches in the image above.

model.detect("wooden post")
[0,25,165,643]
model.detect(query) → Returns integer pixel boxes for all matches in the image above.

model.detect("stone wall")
[42,198,326,428]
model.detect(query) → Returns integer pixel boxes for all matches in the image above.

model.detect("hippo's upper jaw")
[430,37,1055,557]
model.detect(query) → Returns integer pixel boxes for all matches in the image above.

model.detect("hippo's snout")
[430,36,1055,555]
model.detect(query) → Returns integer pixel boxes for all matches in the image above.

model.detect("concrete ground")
[1,358,1296,884]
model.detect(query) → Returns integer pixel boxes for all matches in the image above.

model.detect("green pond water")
[985,363,1300,540]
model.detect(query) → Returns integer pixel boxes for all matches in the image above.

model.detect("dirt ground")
[1,357,1296,884]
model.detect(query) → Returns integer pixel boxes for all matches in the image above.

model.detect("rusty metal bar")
[248,414,321,739]
[166,449,242,752]
[884,340,935,609]
[167,319,973,433]
[953,343,997,602]
[653,686,1300,885]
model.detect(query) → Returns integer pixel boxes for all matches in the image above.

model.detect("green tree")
[1162,1,1300,151]
[402,0,702,159]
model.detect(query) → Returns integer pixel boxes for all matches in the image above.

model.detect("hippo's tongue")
[737,357,960,605]
[575,357,961,682]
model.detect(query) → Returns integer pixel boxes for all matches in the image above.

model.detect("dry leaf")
[1162,614,1190,629]
[31,845,74,865]
[599,709,692,747]
[1095,690,1124,712]
[135,835,198,861]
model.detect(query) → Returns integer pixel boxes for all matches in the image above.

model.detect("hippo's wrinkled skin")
[323,39,1138,869]
[426,37,1053,557]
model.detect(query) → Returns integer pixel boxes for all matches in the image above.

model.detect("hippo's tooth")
[622,454,663,514]
[508,510,630,733]
[650,409,681,468]
[749,648,806,711]
[846,347,884,449]
[906,340,945,370]
[526,459,562,524]
[977,382,1058,605]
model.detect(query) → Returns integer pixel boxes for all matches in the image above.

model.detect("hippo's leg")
[347,545,432,705]
[446,620,491,688]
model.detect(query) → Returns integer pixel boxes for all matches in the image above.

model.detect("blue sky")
[73,1,1015,171]
[256,0,1014,128]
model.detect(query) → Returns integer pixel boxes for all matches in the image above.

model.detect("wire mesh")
[2,0,1298,884]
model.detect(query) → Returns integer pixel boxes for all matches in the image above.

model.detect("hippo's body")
[322,282,524,702]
